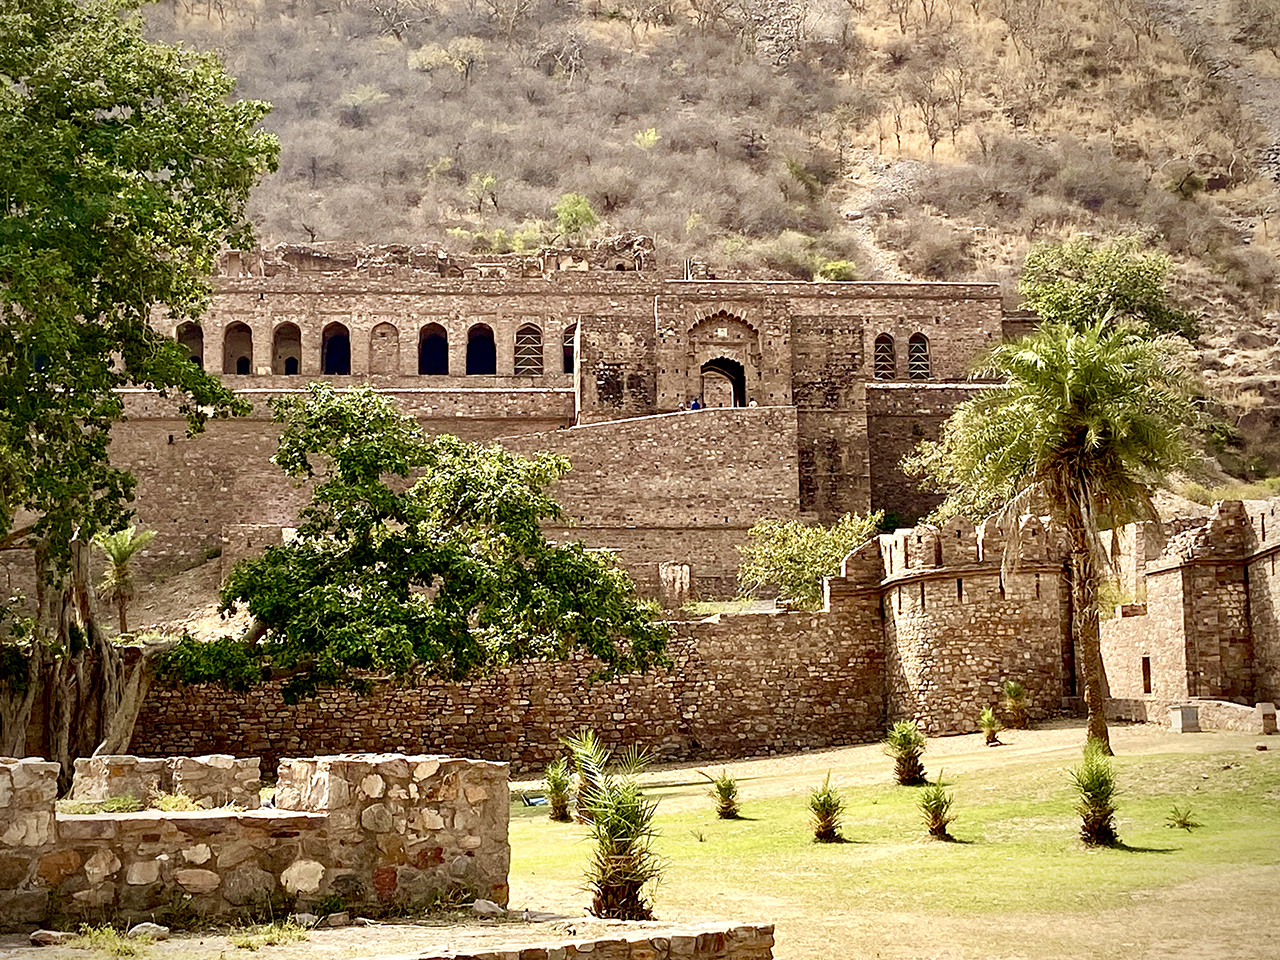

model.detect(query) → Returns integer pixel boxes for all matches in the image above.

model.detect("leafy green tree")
[1019,236,1199,340]
[0,0,276,772]
[553,192,599,238]
[904,322,1200,750]
[163,385,669,701]
[94,526,156,635]
[737,512,883,610]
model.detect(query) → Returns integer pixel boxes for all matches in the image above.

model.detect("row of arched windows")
[177,321,577,377]
[873,333,931,380]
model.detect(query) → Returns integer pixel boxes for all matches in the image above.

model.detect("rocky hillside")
[148,0,1280,464]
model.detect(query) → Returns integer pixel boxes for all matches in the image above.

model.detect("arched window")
[700,358,746,407]
[908,333,930,380]
[176,322,203,368]
[418,324,448,375]
[322,322,351,375]
[223,322,253,375]
[562,324,577,374]
[466,324,496,375]
[273,322,301,375]
[873,334,895,380]
[369,322,400,375]
[514,324,543,376]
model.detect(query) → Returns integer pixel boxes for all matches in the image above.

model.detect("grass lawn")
[508,722,1280,960]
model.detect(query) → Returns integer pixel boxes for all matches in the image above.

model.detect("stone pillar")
[0,758,59,926]
[1170,704,1201,733]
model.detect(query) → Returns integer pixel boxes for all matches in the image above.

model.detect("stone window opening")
[957,578,963,602]
[273,322,302,375]
[466,324,496,376]
[514,324,544,376]
[919,582,926,611]
[1035,573,1041,599]
[896,586,901,613]
[563,324,577,374]
[223,322,253,375]
[874,334,895,380]
[908,333,931,380]
[176,322,204,368]
[998,576,1005,600]
[321,322,351,375]
[418,324,448,375]
[1142,656,1152,694]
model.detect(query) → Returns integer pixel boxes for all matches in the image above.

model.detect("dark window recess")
[1142,656,1153,694]
[957,578,963,601]
[874,334,895,379]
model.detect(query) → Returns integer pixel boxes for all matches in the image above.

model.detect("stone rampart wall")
[1106,697,1277,734]
[0,754,508,930]
[130,607,886,776]
[407,922,776,960]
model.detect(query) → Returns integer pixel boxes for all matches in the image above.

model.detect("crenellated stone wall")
[0,754,508,930]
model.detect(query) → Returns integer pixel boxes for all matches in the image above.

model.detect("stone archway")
[700,357,745,407]
[685,310,761,406]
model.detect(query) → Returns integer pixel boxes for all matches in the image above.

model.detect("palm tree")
[905,321,1199,752]
[94,526,156,634]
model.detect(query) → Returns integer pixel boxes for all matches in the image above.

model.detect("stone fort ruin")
[8,240,1274,768]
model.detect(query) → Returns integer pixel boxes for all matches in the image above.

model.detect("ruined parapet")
[70,755,261,810]
[1159,500,1257,565]
[0,759,60,925]
[939,516,978,566]
[275,753,510,909]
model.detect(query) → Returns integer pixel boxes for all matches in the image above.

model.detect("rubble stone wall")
[0,754,508,930]
[69,755,261,810]
[411,922,776,960]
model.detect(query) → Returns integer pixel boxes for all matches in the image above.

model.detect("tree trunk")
[118,593,128,635]
[0,539,154,793]
[1066,498,1112,754]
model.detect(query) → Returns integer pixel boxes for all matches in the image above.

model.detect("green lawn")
[508,725,1280,960]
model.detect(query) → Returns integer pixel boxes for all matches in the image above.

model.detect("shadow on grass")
[1109,841,1178,854]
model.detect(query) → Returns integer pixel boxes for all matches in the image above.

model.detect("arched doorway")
[176,322,204,368]
[322,322,351,375]
[369,322,400,375]
[700,358,745,407]
[466,324,496,375]
[223,322,253,375]
[418,324,448,375]
[273,322,301,375]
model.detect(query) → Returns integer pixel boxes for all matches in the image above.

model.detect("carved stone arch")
[685,308,762,405]
[369,321,400,375]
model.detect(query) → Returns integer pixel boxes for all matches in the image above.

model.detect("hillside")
[148,0,1280,463]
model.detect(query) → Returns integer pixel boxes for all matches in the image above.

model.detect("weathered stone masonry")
[0,753,508,929]
[131,520,1070,771]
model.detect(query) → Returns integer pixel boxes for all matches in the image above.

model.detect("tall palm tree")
[94,526,156,635]
[905,321,1200,751]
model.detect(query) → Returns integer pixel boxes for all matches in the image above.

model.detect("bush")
[700,768,741,819]
[884,720,927,786]
[544,756,574,822]
[1165,803,1201,831]
[737,511,883,609]
[1002,680,1028,729]
[1070,738,1118,846]
[563,728,611,822]
[151,791,201,812]
[584,774,663,919]
[817,259,857,281]
[808,773,845,842]
[917,773,956,839]
[978,706,1003,745]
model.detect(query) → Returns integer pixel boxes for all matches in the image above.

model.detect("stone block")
[1170,704,1201,733]
[1257,702,1278,735]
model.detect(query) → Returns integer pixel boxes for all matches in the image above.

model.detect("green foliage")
[150,792,201,812]
[1019,236,1199,340]
[563,728,611,822]
[817,259,858,281]
[1002,681,1029,730]
[544,756,574,822]
[808,773,845,843]
[979,706,1003,745]
[632,127,661,150]
[164,385,667,701]
[918,773,956,839]
[737,512,884,610]
[68,925,147,956]
[56,796,144,815]
[1166,803,1202,831]
[553,192,600,237]
[583,771,663,920]
[884,720,928,786]
[1071,738,1119,846]
[699,768,741,819]
[94,526,156,634]
[0,0,272,570]
[229,922,310,951]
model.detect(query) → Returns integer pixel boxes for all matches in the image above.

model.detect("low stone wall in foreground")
[0,753,509,930]
[389,922,776,960]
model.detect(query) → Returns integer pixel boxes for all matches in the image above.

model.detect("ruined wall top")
[218,235,659,279]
